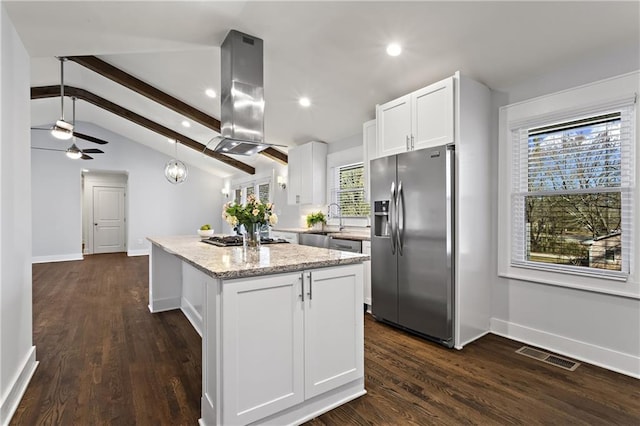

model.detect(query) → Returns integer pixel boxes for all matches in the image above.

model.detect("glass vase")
[242,222,261,252]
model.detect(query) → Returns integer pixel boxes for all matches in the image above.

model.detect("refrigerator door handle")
[389,181,396,255]
[397,181,405,255]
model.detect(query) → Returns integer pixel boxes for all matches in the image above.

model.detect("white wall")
[0,6,37,424]
[31,122,224,260]
[490,47,640,377]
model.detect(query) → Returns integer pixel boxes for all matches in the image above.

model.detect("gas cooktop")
[201,235,289,247]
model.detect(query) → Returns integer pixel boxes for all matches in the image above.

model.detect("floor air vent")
[516,346,580,371]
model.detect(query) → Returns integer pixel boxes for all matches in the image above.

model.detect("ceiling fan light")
[52,127,73,140]
[51,120,74,140]
[66,150,82,160]
[66,143,82,159]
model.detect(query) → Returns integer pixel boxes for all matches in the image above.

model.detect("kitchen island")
[147,235,368,426]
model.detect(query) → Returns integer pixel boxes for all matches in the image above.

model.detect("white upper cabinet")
[376,94,411,158]
[287,141,327,205]
[412,77,454,150]
[376,76,454,158]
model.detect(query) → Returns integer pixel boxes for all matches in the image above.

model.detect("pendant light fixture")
[164,140,188,184]
[51,57,74,140]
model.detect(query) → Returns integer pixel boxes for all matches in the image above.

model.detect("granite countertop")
[272,227,371,241]
[147,235,369,280]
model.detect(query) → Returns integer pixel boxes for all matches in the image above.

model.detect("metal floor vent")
[515,346,580,371]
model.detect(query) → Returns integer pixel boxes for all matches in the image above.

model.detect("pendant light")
[51,57,74,140]
[164,140,188,184]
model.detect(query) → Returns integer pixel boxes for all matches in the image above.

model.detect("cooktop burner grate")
[201,235,289,247]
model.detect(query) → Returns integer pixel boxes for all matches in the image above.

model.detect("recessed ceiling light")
[386,43,402,57]
[181,120,191,128]
[167,138,176,143]
[205,88,217,98]
[299,97,311,107]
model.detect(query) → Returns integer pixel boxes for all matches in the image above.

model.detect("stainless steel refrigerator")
[370,144,455,347]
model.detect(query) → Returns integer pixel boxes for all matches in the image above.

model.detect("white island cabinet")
[222,265,363,424]
[147,236,368,426]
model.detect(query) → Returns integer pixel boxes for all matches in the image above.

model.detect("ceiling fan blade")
[81,148,104,154]
[74,132,109,145]
[81,153,94,160]
[31,146,65,152]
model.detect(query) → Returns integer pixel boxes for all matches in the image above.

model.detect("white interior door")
[93,186,125,254]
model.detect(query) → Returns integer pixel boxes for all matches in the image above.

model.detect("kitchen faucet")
[327,203,344,231]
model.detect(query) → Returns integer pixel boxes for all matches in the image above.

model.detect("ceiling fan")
[31,57,109,145]
[31,97,105,160]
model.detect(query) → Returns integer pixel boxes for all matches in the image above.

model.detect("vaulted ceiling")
[5,1,639,177]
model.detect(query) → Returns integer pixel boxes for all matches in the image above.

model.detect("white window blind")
[511,104,635,279]
[333,162,369,217]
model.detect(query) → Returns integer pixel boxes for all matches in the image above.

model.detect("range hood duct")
[211,30,271,156]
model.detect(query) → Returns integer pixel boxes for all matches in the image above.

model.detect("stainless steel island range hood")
[210,30,277,156]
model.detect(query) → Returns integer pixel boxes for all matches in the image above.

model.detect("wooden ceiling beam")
[67,55,288,164]
[31,85,255,175]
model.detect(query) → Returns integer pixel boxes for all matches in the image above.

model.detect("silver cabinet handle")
[411,135,414,150]
[406,135,410,151]
[306,272,312,300]
[389,181,396,255]
[299,275,304,301]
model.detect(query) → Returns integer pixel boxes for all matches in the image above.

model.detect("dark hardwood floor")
[12,254,640,425]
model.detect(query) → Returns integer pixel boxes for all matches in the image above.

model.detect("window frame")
[497,71,639,299]
[510,110,632,280]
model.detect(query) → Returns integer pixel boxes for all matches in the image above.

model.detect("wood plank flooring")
[12,253,640,425]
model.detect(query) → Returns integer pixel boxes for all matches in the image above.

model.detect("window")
[258,182,270,203]
[511,106,634,278]
[233,188,242,205]
[333,162,369,217]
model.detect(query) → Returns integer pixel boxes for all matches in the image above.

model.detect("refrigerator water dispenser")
[373,200,390,237]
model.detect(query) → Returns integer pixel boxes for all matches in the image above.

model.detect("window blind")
[511,104,635,278]
[258,182,270,203]
[333,162,369,217]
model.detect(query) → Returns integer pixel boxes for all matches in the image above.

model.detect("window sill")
[498,268,640,300]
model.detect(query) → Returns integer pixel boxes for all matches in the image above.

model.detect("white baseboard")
[127,249,149,257]
[0,346,39,425]
[491,318,640,379]
[148,296,181,313]
[181,297,203,337]
[32,253,83,264]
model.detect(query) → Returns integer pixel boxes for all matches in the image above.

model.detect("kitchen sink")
[299,233,330,248]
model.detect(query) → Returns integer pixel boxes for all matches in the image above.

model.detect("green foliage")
[306,211,326,227]
[223,194,278,229]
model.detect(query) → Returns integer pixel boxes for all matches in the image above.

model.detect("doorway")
[82,171,128,255]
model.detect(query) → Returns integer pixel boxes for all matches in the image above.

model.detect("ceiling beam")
[31,85,255,175]
[67,55,288,165]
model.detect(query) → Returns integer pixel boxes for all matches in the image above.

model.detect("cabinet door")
[362,241,372,307]
[376,94,411,158]
[222,273,304,425]
[304,264,364,399]
[411,76,454,150]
